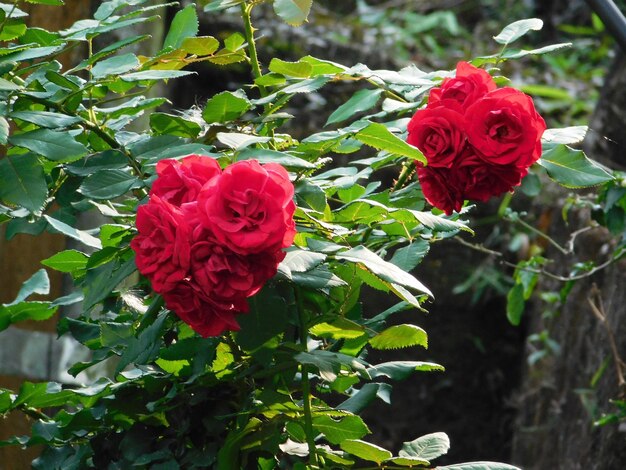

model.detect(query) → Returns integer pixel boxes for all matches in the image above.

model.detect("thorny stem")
[295,286,318,467]
[241,2,267,97]
[392,160,416,192]
[587,284,626,397]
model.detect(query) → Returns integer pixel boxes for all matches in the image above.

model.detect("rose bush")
[407,61,546,214]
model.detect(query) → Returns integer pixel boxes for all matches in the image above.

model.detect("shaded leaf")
[539,145,613,188]
[326,89,383,126]
[9,129,88,162]
[0,153,47,213]
[312,415,370,445]
[162,4,199,50]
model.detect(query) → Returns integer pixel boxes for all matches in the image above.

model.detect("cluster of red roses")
[407,62,546,215]
[130,156,296,337]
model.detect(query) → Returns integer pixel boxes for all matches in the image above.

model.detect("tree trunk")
[511,52,626,470]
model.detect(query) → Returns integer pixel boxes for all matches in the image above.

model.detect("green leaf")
[5,269,50,306]
[116,310,168,373]
[355,123,426,164]
[237,148,315,169]
[10,111,81,128]
[399,432,450,461]
[369,324,428,350]
[9,129,88,162]
[335,246,432,296]
[500,42,571,59]
[0,302,57,331]
[66,150,128,176]
[338,383,391,413]
[390,239,430,272]
[78,169,139,199]
[290,266,347,289]
[367,361,444,380]
[0,77,21,91]
[236,288,288,351]
[41,250,88,273]
[217,132,270,150]
[83,257,136,311]
[410,210,473,234]
[326,89,383,126]
[493,18,543,45]
[281,249,326,273]
[539,145,613,188]
[181,36,219,56]
[203,90,250,123]
[0,19,27,41]
[340,440,392,464]
[438,463,521,470]
[295,350,367,382]
[203,0,244,13]
[269,58,312,78]
[506,283,525,326]
[43,215,102,249]
[0,116,8,144]
[91,53,140,79]
[0,153,47,213]
[162,4,199,50]
[120,70,195,81]
[312,415,370,445]
[150,113,201,138]
[273,0,313,26]
[310,318,365,340]
[542,126,587,147]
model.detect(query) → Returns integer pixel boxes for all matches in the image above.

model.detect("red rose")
[162,282,244,337]
[197,160,296,255]
[457,152,526,202]
[407,107,467,168]
[465,87,546,168]
[188,224,284,302]
[428,61,496,110]
[130,196,191,293]
[417,165,465,215]
[151,155,221,206]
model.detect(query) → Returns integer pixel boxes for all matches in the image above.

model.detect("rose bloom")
[407,107,467,168]
[417,165,466,216]
[457,152,526,202]
[162,281,244,337]
[428,61,496,110]
[151,155,221,206]
[130,196,191,294]
[187,223,284,303]
[465,87,546,168]
[197,160,296,255]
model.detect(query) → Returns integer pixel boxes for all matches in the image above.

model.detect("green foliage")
[0,2,615,468]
